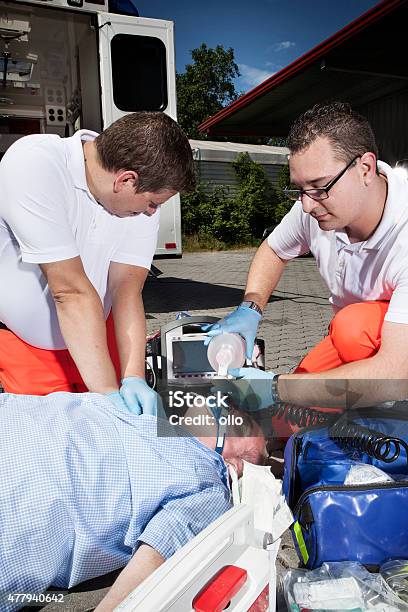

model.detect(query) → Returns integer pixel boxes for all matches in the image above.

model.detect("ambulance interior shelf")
[0,18,35,88]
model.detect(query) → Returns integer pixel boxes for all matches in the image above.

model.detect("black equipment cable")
[329,418,408,464]
[271,403,408,464]
[270,402,338,429]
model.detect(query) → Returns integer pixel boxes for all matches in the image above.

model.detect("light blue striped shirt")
[0,392,231,607]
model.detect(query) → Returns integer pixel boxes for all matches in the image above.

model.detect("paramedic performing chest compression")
[207,101,408,423]
[0,112,195,414]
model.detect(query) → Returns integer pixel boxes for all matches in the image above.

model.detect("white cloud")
[238,63,275,89]
[273,41,296,52]
[266,61,282,69]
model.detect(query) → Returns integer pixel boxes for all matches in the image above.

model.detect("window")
[111,34,168,111]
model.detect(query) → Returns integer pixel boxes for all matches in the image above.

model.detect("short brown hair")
[95,112,196,193]
[287,101,378,162]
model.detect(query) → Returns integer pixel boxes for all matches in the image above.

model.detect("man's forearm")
[112,288,147,379]
[278,355,408,409]
[244,240,287,311]
[55,292,118,393]
[95,544,165,611]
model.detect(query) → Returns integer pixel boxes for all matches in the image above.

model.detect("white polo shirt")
[268,161,408,324]
[0,130,159,349]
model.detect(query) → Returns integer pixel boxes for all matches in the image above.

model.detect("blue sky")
[134,0,380,94]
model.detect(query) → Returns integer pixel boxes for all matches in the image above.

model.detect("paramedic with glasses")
[207,101,408,429]
[0,112,195,415]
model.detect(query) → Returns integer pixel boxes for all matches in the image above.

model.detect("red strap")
[193,565,247,612]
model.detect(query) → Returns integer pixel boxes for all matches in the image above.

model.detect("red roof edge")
[199,0,406,134]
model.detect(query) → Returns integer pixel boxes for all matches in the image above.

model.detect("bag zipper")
[293,480,408,566]
[294,479,408,517]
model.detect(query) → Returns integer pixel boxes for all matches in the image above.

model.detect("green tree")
[180,154,278,249]
[232,152,277,239]
[267,136,287,147]
[176,43,239,139]
[274,164,292,223]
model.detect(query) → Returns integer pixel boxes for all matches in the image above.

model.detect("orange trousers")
[0,314,121,394]
[272,300,389,438]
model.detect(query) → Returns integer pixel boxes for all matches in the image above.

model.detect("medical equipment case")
[282,405,408,570]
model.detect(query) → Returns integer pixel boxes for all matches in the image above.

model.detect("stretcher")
[116,505,279,612]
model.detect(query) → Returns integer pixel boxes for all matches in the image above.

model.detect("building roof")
[199,0,408,137]
[189,139,289,164]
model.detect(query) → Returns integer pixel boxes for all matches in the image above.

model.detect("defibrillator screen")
[172,340,215,374]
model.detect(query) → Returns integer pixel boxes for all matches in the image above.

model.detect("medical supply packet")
[283,561,408,611]
[381,561,408,604]
[229,460,293,542]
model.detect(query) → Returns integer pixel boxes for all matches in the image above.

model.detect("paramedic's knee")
[330,302,387,363]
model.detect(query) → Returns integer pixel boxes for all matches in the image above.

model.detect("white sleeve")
[0,139,79,264]
[110,210,160,270]
[385,273,408,325]
[267,200,310,259]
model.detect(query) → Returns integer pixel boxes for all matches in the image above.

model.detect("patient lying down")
[0,392,265,611]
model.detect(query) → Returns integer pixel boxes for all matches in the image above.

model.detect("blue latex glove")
[106,390,129,411]
[203,305,261,359]
[228,367,277,412]
[229,367,275,381]
[119,376,159,416]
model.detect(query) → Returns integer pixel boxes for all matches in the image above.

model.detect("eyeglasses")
[283,155,360,202]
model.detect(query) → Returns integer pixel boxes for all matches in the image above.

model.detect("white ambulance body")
[0,0,182,256]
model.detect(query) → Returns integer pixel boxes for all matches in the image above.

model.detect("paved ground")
[40,250,332,611]
[144,249,332,373]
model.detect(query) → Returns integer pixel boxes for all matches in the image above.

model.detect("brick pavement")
[144,249,333,373]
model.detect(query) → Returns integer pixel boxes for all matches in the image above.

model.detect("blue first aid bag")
[283,405,408,569]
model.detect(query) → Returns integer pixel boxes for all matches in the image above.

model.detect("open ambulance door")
[97,12,182,256]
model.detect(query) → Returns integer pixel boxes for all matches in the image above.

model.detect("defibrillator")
[145,314,265,390]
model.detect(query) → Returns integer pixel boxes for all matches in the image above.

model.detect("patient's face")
[182,401,267,477]
[222,423,267,477]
